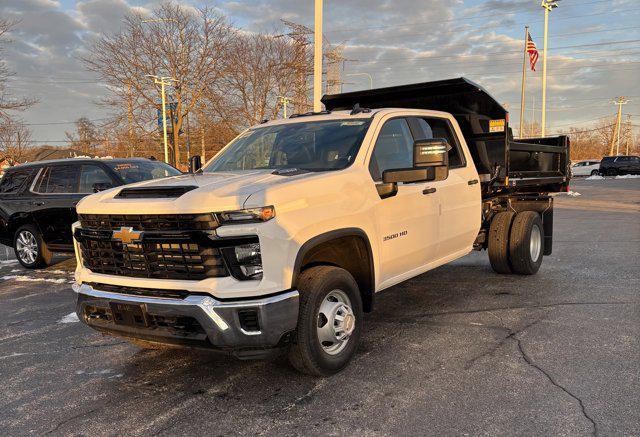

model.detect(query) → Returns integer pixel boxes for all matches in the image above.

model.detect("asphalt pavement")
[0,178,638,436]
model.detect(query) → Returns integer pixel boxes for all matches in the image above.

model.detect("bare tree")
[0,118,31,161]
[83,2,232,166]
[219,32,299,127]
[65,117,100,155]
[0,19,36,121]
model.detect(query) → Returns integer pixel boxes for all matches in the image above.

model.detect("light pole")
[147,75,177,164]
[346,73,373,89]
[278,96,291,118]
[540,0,560,137]
[313,0,323,112]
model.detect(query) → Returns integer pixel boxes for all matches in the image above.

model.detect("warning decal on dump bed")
[489,119,505,133]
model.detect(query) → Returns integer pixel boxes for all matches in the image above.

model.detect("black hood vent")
[116,185,198,199]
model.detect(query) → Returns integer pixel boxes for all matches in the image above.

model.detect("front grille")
[78,213,217,232]
[77,214,228,280]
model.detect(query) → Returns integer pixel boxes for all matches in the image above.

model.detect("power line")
[351,39,640,66]
[326,6,640,36]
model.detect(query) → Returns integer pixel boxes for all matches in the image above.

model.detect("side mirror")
[189,155,202,173]
[93,182,113,193]
[382,138,450,185]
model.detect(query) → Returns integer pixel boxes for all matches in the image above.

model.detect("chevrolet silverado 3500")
[72,78,570,375]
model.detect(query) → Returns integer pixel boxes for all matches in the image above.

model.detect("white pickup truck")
[72,78,570,375]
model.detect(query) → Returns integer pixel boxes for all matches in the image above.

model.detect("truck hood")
[77,170,316,215]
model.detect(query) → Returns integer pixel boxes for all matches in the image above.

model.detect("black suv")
[0,158,181,268]
[599,155,640,176]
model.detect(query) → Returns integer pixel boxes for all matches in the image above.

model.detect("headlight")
[221,239,263,280]
[216,206,275,225]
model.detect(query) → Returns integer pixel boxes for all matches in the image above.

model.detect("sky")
[2,0,639,145]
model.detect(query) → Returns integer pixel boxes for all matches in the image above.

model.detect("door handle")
[31,201,45,206]
[422,187,436,195]
[468,179,479,185]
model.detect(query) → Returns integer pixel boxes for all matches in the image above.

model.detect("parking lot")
[0,177,638,436]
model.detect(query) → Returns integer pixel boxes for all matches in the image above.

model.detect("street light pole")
[313,0,323,112]
[540,0,560,137]
[346,73,373,89]
[147,75,176,164]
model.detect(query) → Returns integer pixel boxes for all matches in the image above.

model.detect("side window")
[369,118,414,182]
[34,165,80,194]
[0,169,33,194]
[415,118,466,168]
[79,165,113,193]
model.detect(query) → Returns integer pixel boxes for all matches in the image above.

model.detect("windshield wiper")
[271,168,313,176]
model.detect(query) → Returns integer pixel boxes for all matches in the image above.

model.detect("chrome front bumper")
[74,283,299,357]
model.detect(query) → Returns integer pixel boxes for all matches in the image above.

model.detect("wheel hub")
[317,290,355,355]
[16,231,38,265]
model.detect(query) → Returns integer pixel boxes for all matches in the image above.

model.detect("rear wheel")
[488,211,515,274]
[288,266,363,376]
[606,168,618,176]
[13,225,53,269]
[509,211,544,275]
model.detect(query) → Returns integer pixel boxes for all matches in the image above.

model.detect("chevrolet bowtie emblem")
[112,226,143,244]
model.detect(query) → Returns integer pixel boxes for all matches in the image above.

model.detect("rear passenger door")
[412,117,481,257]
[31,164,84,246]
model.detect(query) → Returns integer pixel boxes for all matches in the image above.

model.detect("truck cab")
[72,78,570,375]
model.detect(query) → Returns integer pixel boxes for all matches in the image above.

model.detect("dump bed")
[322,77,571,197]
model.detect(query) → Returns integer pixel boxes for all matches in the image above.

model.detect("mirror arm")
[376,182,398,199]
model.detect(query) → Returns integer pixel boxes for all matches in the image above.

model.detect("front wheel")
[590,170,600,176]
[288,266,363,376]
[13,225,53,269]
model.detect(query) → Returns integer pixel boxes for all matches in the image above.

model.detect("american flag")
[527,32,539,71]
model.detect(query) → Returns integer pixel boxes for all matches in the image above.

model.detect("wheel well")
[293,230,375,312]
[7,214,38,247]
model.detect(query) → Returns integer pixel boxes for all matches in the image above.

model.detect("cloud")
[1,0,638,141]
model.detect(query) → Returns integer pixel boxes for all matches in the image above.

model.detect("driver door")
[369,117,440,288]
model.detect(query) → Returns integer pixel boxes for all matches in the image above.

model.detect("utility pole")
[625,114,632,155]
[313,0,323,112]
[127,82,134,157]
[540,0,560,137]
[147,75,177,164]
[610,96,629,156]
[278,96,291,118]
[519,26,529,139]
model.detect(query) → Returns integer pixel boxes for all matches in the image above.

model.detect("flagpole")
[519,26,529,139]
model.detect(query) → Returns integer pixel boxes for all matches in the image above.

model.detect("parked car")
[571,159,601,176]
[72,78,571,375]
[599,155,640,176]
[0,158,181,268]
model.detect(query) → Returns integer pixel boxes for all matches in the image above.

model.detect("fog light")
[225,242,263,280]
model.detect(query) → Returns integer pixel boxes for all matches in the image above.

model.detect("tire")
[288,265,363,376]
[488,211,515,274]
[606,168,617,176]
[590,170,599,176]
[509,211,544,275]
[13,224,53,269]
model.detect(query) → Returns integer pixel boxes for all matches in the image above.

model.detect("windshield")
[203,119,372,172]
[106,161,181,184]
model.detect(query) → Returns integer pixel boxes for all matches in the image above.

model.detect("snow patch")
[0,260,18,265]
[555,190,581,197]
[1,275,67,284]
[586,175,605,180]
[615,174,640,179]
[58,312,79,324]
